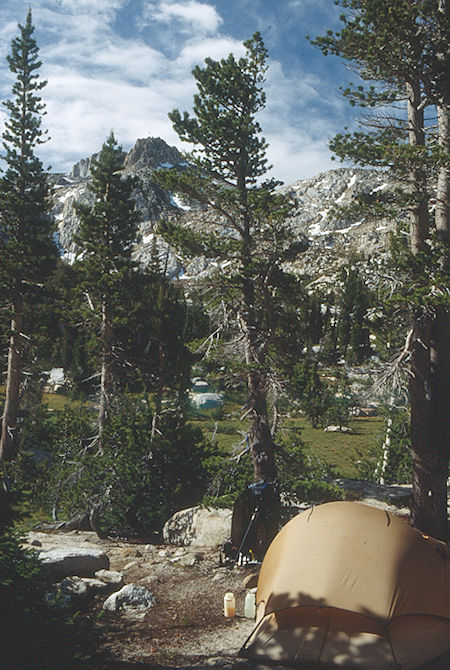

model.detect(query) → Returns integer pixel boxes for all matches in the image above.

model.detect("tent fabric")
[241,502,450,669]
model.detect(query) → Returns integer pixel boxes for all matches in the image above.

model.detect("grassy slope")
[191,402,383,479]
[2,389,383,478]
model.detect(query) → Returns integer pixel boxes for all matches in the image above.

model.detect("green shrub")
[203,444,254,508]
[29,395,213,536]
[0,489,98,670]
[358,407,412,483]
[203,431,343,509]
[277,436,344,504]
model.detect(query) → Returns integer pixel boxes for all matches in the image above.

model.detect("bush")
[29,395,213,536]
[203,431,343,509]
[276,436,343,504]
[203,453,254,509]
[0,488,98,670]
[358,407,412,484]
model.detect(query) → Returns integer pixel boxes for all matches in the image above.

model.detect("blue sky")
[0,1,360,185]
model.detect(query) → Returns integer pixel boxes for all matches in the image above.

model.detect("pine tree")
[154,33,306,553]
[0,10,57,462]
[74,132,139,443]
[337,263,371,363]
[313,0,449,539]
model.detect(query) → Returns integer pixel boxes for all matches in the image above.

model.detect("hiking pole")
[236,505,259,564]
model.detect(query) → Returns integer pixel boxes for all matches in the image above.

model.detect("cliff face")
[51,136,393,280]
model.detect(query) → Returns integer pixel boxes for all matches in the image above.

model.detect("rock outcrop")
[51,136,395,284]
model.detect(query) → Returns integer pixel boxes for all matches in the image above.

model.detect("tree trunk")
[435,102,449,257]
[412,97,449,540]
[151,340,165,441]
[407,86,449,541]
[410,312,449,540]
[406,80,429,253]
[241,272,277,484]
[240,270,280,555]
[98,296,112,445]
[0,298,23,462]
[151,281,167,441]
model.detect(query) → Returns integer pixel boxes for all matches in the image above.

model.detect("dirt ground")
[29,531,257,669]
[100,537,256,668]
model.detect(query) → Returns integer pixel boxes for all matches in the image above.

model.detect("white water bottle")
[223,592,236,618]
[244,588,256,618]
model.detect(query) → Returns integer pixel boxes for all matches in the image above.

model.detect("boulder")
[40,546,109,578]
[95,569,124,588]
[163,506,232,548]
[60,576,112,600]
[103,584,155,612]
[324,425,353,433]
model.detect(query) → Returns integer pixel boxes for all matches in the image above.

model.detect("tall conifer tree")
[155,33,306,554]
[74,132,138,444]
[313,0,449,539]
[0,10,56,462]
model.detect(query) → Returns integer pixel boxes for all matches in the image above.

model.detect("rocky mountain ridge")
[51,136,394,282]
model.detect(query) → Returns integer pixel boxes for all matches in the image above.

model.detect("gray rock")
[190,391,224,409]
[212,571,226,582]
[103,584,155,612]
[324,425,354,433]
[123,560,139,571]
[330,478,412,505]
[163,506,232,548]
[95,569,124,587]
[40,546,109,578]
[60,575,111,600]
[205,659,234,669]
[140,574,159,586]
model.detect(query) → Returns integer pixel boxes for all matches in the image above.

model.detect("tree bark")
[410,311,449,540]
[407,85,449,541]
[406,80,429,254]
[240,271,280,555]
[241,272,277,484]
[98,296,112,445]
[235,184,280,553]
[0,298,24,462]
[435,102,450,257]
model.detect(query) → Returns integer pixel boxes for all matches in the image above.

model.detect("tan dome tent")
[241,502,449,669]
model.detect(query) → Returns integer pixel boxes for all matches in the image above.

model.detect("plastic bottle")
[223,592,236,618]
[244,588,256,618]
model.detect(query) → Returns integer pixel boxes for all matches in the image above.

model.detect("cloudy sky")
[0,1,360,185]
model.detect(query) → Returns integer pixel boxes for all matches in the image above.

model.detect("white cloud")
[266,131,335,185]
[0,0,353,182]
[176,35,244,69]
[150,1,222,34]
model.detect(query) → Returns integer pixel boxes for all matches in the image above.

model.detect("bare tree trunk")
[98,296,112,446]
[151,340,165,441]
[375,394,395,485]
[0,298,23,462]
[241,272,277,484]
[151,280,167,441]
[410,312,449,540]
